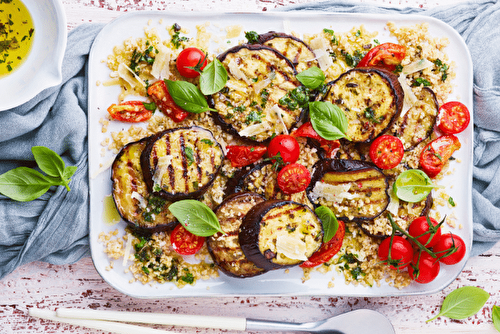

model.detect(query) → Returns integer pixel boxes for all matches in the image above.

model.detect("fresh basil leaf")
[165,80,215,114]
[493,305,500,332]
[315,206,339,243]
[32,146,65,179]
[309,101,350,141]
[427,286,490,322]
[0,167,57,202]
[393,169,443,203]
[142,101,157,111]
[200,58,228,95]
[168,199,223,236]
[296,66,325,90]
[63,165,78,181]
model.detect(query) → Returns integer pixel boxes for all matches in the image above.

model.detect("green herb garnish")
[309,101,350,141]
[427,286,490,322]
[168,200,223,236]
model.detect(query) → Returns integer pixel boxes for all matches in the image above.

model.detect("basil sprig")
[315,206,339,243]
[165,79,215,114]
[200,58,228,95]
[427,286,490,322]
[309,101,350,141]
[0,146,77,202]
[493,305,500,331]
[393,169,443,203]
[296,66,326,90]
[168,200,223,237]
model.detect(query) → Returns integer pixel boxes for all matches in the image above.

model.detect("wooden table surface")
[3,0,500,333]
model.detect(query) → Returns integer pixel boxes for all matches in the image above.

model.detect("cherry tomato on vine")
[300,220,345,268]
[432,233,466,265]
[357,43,406,71]
[408,216,442,248]
[268,134,300,165]
[226,145,267,168]
[438,101,470,135]
[378,236,413,270]
[107,101,154,123]
[277,163,311,195]
[369,135,404,170]
[176,47,207,78]
[291,121,340,158]
[170,224,205,255]
[419,134,461,178]
[147,80,188,122]
[408,251,440,284]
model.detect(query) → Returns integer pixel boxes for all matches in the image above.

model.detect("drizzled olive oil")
[0,0,35,77]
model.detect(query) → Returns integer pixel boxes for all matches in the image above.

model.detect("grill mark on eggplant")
[179,133,189,192]
[262,204,303,222]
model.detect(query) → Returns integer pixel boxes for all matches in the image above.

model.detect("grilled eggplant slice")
[111,137,176,233]
[306,159,390,222]
[239,200,323,270]
[391,87,438,151]
[258,32,318,73]
[210,44,303,143]
[207,192,267,278]
[322,67,404,143]
[140,126,224,201]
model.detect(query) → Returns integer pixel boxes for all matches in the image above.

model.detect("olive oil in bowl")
[0,0,35,77]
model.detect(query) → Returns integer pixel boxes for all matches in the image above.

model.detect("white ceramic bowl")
[0,0,67,111]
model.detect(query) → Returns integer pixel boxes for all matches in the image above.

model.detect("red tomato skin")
[438,101,470,135]
[408,216,442,248]
[291,122,340,158]
[419,135,461,178]
[107,101,153,123]
[432,233,466,265]
[369,135,404,170]
[147,80,188,122]
[170,224,205,256]
[357,43,406,71]
[378,236,414,270]
[277,163,311,195]
[408,251,440,284]
[176,47,207,78]
[226,145,267,168]
[300,220,345,268]
[268,134,300,164]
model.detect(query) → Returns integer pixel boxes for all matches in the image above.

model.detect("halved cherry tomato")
[291,121,340,158]
[176,47,207,78]
[300,220,345,268]
[107,101,153,123]
[438,101,470,135]
[408,216,442,248]
[226,145,267,168]
[268,134,300,164]
[369,135,404,170]
[432,233,466,265]
[408,251,440,284]
[147,80,188,122]
[170,224,205,255]
[378,235,413,270]
[277,163,311,195]
[419,135,461,178]
[357,43,406,71]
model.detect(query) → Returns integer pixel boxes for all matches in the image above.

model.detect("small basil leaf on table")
[200,58,228,95]
[493,305,500,332]
[32,146,75,191]
[165,79,215,113]
[0,167,56,202]
[393,169,443,203]
[296,66,325,90]
[309,101,350,141]
[168,199,223,237]
[315,205,339,243]
[427,286,490,322]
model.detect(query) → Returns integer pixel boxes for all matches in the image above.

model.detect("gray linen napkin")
[1,0,499,280]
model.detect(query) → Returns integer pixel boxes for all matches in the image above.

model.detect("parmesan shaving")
[227,58,252,85]
[270,104,288,135]
[309,182,359,202]
[238,121,271,137]
[131,191,147,209]
[122,234,133,267]
[253,78,271,95]
[152,155,173,188]
[90,157,115,179]
[117,63,146,88]
[276,234,308,261]
[398,73,418,117]
[309,36,333,71]
[151,44,172,79]
[387,191,400,215]
[402,58,434,75]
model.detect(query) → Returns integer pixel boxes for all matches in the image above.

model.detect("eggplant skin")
[140,126,224,201]
[207,192,267,278]
[111,136,176,234]
[239,199,323,270]
[306,159,390,222]
[323,67,404,143]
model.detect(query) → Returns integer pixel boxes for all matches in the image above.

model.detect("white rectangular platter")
[88,11,473,298]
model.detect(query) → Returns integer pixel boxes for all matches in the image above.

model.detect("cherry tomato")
[408,251,440,284]
[147,80,188,122]
[408,216,442,248]
[170,224,205,255]
[378,236,413,270]
[357,43,406,71]
[176,47,207,78]
[419,135,461,178]
[437,101,470,135]
[226,145,267,168]
[300,220,345,268]
[369,135,404,170]
[277,163,311,194]
[291,121,340,158]
[268,134,300,164]
[107,101,153,123]
[432,233,466,265]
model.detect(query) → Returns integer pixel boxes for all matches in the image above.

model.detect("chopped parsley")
[341,50,364,67]
[433,58,449,82]
[170,24,189,49]
[412,77,432,87]
[142,195,167,222]
[184,146,195,166]
[201,138,213,146]
[245,110,263,124]
[245,31,260,44]
[448,196,456,207]
[364,107,383,124]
